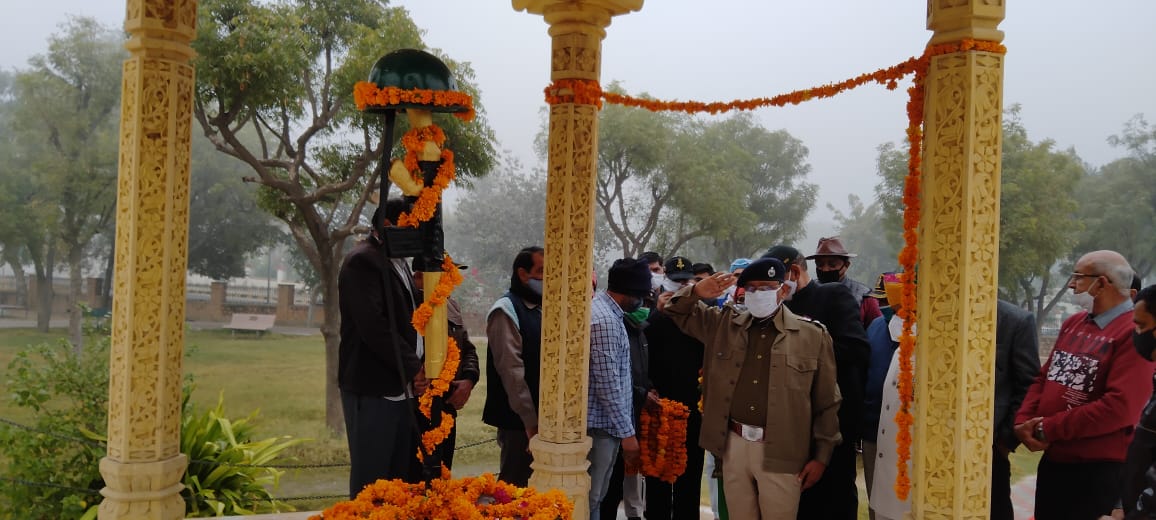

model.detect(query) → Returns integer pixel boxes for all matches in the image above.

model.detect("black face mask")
[1135,330,1156,362]
[815,269,842,284]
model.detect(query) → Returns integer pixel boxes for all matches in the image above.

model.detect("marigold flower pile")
[309,473,574,520]
[639,398,690,484]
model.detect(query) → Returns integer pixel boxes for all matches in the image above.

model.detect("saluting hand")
[694,272,736,300]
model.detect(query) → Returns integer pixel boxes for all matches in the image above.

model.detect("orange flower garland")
[413,254,466,463]
[352,81,475,121]
[891,38,1007,500]
[543,37,1006,501]
[309,473,574,520]
[639,398,690,484]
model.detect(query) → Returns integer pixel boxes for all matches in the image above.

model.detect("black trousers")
[1034,456,1121,520]
[646,412,705,520]
[600,447,637,520]
[1124,427,1156,516]
[797,440,858,520]
[340,390,419,498]
[990,446,1013,520]
[497,428,534,487]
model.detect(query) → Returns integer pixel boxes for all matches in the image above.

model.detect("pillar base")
[529,435,592,519]
[98,454,187,520]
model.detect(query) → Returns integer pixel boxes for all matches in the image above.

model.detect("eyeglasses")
[1069,273,1102,282]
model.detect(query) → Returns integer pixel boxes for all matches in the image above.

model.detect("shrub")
[1,331,305,518]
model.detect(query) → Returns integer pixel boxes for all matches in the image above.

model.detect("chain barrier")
[2,416,499,498]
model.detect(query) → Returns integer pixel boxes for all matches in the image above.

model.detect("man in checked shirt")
[587,257,649,520]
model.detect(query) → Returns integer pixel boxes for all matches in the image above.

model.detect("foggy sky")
[3,0,1153,226]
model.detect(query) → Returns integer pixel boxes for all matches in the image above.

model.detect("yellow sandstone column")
[99,1,197,518]
[512,1,641,518]
[912,1,1004,519]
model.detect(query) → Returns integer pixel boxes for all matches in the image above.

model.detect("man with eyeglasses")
[664,257,841,518]
[1015,250,1155,520]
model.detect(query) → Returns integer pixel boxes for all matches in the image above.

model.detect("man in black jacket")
[337,199,428,497]
[992,300,1041,520]
[762,245,870,520]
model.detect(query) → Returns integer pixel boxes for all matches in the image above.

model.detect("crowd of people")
[335,200,1156,520]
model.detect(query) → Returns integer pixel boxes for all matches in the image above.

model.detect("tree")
[187,132,282,281]
[1074,115,1156,280]
[447,154,547,306]
[827,195,899,282]
[6,17,124,343]
[192,0,498,432]
[871,106,1085,328]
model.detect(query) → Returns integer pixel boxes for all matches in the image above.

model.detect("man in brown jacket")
[665,256,842,519]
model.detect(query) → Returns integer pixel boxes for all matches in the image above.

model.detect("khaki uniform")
[665,286,842,518]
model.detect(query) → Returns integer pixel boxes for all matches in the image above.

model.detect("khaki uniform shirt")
[666,286,842,474]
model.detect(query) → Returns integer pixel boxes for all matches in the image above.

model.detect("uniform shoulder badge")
[797,315,828,331]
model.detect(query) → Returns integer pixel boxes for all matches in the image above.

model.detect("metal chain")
[0,476,101,495]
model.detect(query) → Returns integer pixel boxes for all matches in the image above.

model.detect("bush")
[0,331,305,518]
[181,392,305,516]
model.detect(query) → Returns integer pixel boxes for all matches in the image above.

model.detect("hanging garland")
[544,38,1007,501]
[639,398,690,484]
[352,82,475,121]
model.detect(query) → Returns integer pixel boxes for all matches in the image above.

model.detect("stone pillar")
[277,283,295,322]
[911,2,1004,519]
[86,277,103,308]
[513,1,641,518]
[99,1,197,518]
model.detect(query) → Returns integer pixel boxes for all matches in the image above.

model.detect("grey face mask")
[527,278,544,296]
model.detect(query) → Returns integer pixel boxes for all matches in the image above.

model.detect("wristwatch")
[1033,422,1047,442]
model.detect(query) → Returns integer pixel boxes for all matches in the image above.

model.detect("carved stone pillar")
[512,1,641,518]
[912,2,1004,519]
[99,1,197,518]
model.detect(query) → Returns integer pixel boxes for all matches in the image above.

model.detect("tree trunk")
[321,267,344,434]
[3,251,28,306]
[35,245,56,332]
[68,247,84,352]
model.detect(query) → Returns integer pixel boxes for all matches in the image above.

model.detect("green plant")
[0,338,109,520]
[180,391,306,516]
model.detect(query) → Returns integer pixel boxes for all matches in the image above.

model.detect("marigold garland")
[639,398,690,484]
[394,125,456,229]
[352,81,476,121]
[309,473,574,520]
[544,37,1006,502]
[413,254,466,464]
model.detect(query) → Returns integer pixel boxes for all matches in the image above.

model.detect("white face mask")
[651,273,666,291]
[745,289,781,319]
[661,278,684,293]
[888,314,917,342]
[1072,289,1095,312]
[783,279,798,300]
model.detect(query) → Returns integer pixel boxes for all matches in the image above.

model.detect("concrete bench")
[224,313,276,336]
[0,304,26,318]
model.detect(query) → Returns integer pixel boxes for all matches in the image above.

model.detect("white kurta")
[870,349,912,520]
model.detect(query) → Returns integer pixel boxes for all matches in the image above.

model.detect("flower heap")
[639,398,690,484]
[546,38,1007,500]
[310,473,574,520]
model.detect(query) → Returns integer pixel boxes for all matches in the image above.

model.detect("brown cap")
[805,236,857,259]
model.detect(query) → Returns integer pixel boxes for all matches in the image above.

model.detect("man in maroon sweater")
[1015,250,1154,520]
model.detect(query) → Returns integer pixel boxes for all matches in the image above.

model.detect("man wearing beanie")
[587,258,648,520]
[665,257,841,519]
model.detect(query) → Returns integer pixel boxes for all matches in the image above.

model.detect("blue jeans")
[587,429,622,520]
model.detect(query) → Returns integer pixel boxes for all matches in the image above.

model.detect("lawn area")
[0,326,500,512]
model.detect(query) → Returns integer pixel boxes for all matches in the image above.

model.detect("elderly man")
[665,257,841,518]
[1016,250,1154,520]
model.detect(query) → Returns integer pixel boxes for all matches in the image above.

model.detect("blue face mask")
[527,278,543,296]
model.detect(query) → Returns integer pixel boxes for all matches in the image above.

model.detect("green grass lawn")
[0,326,1044,517]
